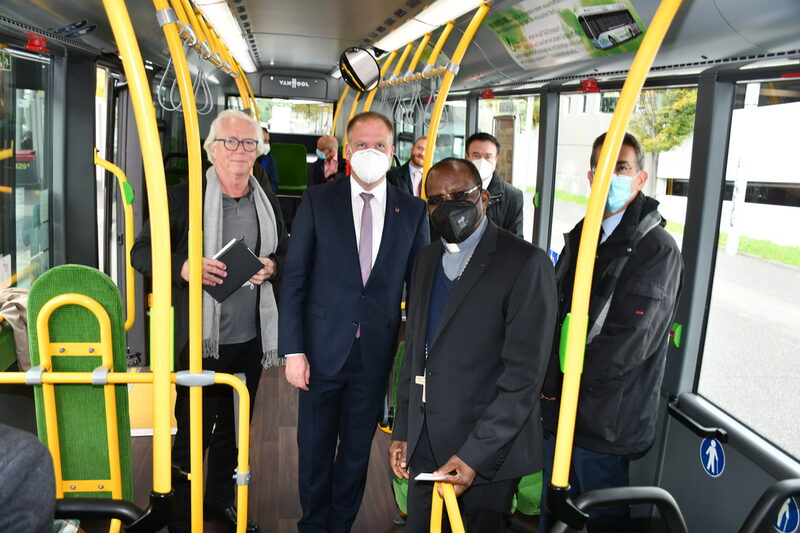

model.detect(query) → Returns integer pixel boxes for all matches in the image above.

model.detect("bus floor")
[77,365,543,533]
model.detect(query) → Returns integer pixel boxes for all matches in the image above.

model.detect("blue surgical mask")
[315,148,327,160]
[605,173,634,213]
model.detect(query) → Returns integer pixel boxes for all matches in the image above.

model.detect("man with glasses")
[280,111,429,533]
[538,132,683,533]
[465,132,524,238]
[390,158,557,533]
[132,109,288,533]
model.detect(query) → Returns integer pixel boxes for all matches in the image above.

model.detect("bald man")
[313,135,346,185]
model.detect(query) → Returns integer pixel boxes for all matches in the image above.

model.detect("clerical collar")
[441,216,488,280]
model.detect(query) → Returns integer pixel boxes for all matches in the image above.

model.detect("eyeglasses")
[426,185,480,207]
[592,162,639,175]
[215,137,259,152]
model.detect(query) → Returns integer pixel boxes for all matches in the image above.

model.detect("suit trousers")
[407,419,520,533]
[169,336,263,532]
[538,432,631,533]
[297,339,388,533]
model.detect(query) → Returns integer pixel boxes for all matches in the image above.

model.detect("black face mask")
[430,199,480,244]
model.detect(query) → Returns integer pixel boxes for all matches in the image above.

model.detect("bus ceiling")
[1,0,799,92]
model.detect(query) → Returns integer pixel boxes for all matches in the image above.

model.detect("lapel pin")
[394,207,400,213]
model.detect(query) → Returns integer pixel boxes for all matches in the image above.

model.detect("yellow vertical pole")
[363,50,397,112]
[421,4,490,199]
[153,0,206,528]
[551,0,683,490]
[100,0,173,495]
[391,42,415,82]
[331,85,350,137]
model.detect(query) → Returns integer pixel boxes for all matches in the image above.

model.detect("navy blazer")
[387,162,414,196]
[279,177,429,378]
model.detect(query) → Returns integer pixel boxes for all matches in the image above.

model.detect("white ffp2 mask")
[350,148,390,184]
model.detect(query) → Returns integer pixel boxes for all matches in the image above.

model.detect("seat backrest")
[271,142,308,195]
[27,264,133,501]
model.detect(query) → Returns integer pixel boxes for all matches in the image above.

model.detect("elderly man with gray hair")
[132,109,288,533]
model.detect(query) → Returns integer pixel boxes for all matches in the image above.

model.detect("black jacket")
[311,150,346,185]
[486,173,524,238]
[387,161,415,196]
[394,221,557,482]
[130,178,289,360]
[541,192,683,455]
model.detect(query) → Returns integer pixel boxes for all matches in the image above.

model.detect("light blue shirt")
[600,209,626,244]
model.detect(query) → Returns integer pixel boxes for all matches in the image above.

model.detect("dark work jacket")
[486,173,524,238]
[130,177,289,360]
[393,222,557,482]
[541,192,683,455]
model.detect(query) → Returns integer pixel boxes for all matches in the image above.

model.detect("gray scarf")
[202,167,280,368]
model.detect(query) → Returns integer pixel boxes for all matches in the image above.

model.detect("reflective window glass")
[549,88,695,258]
[478,96,540,241]
[431,100,466,160]
[0,49,51,289]
[253,97,333,135]
[698,79,800,459]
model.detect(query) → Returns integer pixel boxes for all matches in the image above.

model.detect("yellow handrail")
[389,42,415,85]
[331,86,350,137]
[93,149,136,332]
[0,141,13,161]
[426,22,455,71]
[363,50,398,112]
[36,293,123,533]
[153,0,207,528]
[342,92,362,153]
[100,0,173,495]
[406,33,432,77]
[430,482,465,533]
[551,0,683,492]
[421,3,490,200]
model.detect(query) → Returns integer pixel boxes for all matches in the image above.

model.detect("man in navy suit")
[279,111,429,533]
[387,135,426,197]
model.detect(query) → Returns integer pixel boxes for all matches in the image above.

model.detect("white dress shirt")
[350,176,386,268]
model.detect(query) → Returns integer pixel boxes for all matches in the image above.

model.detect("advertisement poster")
[486,0,646,70]
[492,115,516,184]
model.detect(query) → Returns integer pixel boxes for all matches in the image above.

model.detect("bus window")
[432,100,466,160]
[697,78,800,459]
[478,95,540,242]
[0,49,51,290]
[237,96,333,136]
[549,87,696,258]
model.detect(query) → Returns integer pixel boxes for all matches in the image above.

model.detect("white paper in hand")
[414,472,450,481]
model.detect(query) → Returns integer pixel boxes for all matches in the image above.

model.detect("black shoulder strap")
[586,210,662,343]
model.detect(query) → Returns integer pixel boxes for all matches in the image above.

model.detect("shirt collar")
[409,163,422,175]
[350,176,387,205]
[601,209,626,243]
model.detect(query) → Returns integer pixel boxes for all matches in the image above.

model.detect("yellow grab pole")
[101,0,173,494]
[421,4,490,199]
[342,92,362,152]
[331,85,350,137]
[426,22,455,70]
[239,65,260,121]
[94,149,136,331]
[363,50,398,112]
[430,483,466,533]
[406,33,431,76]
[215,373,251,533]
[551,0,683,491]
[153,0,207,527]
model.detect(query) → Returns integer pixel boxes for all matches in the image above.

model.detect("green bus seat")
[272,142,308,196]
[27,265,133,503]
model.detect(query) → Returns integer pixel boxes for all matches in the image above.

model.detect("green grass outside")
[556,191,800,268]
